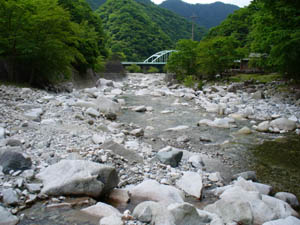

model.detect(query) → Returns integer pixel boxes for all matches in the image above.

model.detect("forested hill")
[159,0,239,29]
[97,0,205,61]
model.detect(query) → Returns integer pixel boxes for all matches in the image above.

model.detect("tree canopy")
[0,0,108,85]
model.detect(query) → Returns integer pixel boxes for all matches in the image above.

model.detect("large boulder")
[81,202,121,219]
[205,199,253,225]
[0,206,19,225]
[156,146,183,167]
[261,195,299,219]
[100,215,124,225]
[262,216,300,225]
[168,203,210,225]
[36,160,119,198]
[129,179,184,206]
[2,188,19,206]
[176,172,203,198]
[274,192,299,208]
[270,118,296,131]
[133,201,174,225]
[256,121,270,132]
[93,96,121,114]
[0,151,32,174]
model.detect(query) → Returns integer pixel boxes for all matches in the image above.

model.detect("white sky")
[151,0,252,8]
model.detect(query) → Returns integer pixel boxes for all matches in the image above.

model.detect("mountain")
[96,0,205,61]
[159,0,239,29]
[85,0,106,10]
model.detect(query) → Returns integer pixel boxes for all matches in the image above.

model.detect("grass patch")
[0,79,31,88]
[229,73,282,83]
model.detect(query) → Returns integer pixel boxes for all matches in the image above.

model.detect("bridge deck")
[121,62,166,65]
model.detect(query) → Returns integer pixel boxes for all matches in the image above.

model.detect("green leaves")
[0,0,108,85]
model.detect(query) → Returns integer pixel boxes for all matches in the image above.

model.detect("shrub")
[126,64,142,73]
[147,66,159,73]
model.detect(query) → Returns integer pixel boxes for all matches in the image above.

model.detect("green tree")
[250,0,300,79]
[58,0,108,73]
[197,36,239,77]
[166,39,199,79]
[0,0,82,85]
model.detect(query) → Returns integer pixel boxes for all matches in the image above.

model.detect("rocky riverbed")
[0,73,300,225]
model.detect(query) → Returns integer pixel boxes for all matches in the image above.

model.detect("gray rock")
[81,202,121,219]
[25,183,42,193]
[188,155,205,168]
[99,215,124,225]
[165,125,189,131]
[133,201,174,225]
[176,135,190,143]
[36,160,119,198]
[270,118,296,131]
[176,172,203,198]
[93,96,121,114]
[168,203,210,225]
[130,128,144,137]
[104,112,117,121]
[0,127,5,139]
[205,199,253,225]
[86,107,100,117]
[0,205,19,225]
[108,189,130,204]
[262,195,299,219]
[2,188,19,205]
[24,108,43,121]
[132,106,147,112]
[73,100,97,109]
[5,139,22,147]
[0,151,32,174]
[100,141,143,163]
[256,121,270,132]
[92,134,106,145]
[129,179,184,206]
[274,192,299,208]
[96,78,114,88]
[262,216,300,225]
[253,182,272,195]
[252,91,265,99]
[156,146,183,167]
[232,171,256,181]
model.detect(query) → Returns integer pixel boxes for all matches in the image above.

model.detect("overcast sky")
[151,0,252,8]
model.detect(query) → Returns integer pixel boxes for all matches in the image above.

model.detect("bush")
[126,64,142,73]
[147,66,159,73]
[183,75,196,88]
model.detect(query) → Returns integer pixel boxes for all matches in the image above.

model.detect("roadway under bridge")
[122,50,177,72]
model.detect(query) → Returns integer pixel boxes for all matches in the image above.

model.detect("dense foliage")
[97,0,204,61]
[159,0,239,29]
[0,0,107,85]
[167,0,300,81]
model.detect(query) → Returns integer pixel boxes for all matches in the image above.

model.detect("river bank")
[0,73,299,225]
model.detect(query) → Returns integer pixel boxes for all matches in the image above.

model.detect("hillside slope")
[97,0,204,61]
[159,0,239,28]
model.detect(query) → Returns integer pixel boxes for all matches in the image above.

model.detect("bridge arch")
[143,50,177,64]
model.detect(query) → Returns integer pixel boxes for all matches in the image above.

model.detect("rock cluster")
[0,74,299,225]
